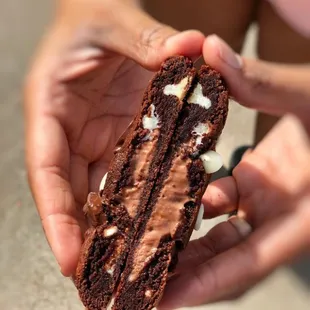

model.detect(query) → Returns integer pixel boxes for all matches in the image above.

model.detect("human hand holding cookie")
[24,0,204,278]
[24,0,310,307]
[158,35,310,309]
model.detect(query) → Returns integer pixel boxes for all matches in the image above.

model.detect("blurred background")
[0,0,309,309]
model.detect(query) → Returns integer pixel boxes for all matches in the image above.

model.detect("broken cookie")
[75,56,229,310]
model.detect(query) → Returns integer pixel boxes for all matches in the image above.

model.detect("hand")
[24,0,204,277]
[159,36,310,309]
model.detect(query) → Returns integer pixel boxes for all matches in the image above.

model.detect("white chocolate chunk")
[192,123,209,147]
[143,105,159,131]
[104,226,118,237]
[200,151,223,174]
[106,267,115,275]
[145,290,152,298]
[99,172,108,191]
[128,247,158,282]
[163,77,189,99]
[142,104,160,140]
[107,297,115,310]
[188,83,212,109]
[194,203,204,231]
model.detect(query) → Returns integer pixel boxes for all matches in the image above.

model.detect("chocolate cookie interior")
[75,56,229,310]
[112,65,228,310]
[75,56,196,310]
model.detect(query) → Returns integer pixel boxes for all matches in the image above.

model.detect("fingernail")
[207,35,243,69]
[194,203,205,231]
[229,216,252,238]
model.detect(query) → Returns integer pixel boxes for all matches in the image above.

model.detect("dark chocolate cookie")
[75,56,229,310]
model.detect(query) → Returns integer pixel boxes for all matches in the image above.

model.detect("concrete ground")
[0,1,309,309]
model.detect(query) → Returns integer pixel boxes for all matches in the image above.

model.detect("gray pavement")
[0,1,309,309]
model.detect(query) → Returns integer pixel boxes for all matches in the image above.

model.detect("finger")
[203,35,310,128]
[176,216,252,273]
[25,109,84,276]
[159,207,310,309]
[83,1,205,70]
[202,177,239,219]
[88,160,109,192]
[70,154,89,208]
[233,115,310,227]
[242,147,253,158]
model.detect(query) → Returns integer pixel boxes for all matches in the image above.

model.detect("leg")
[255,0,310,143]
[142,0,258,53]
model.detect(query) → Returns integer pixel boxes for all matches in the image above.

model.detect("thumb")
[87,1,205,69]
[203,35,310,128]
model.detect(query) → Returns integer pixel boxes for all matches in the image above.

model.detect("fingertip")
[228,216,253,239]
[202,177,239,218]
[58,247,81,278]
[43,214,83,277]
[59,247,80,277]
[59,238,83,277]
[203,34,243,70]
[165,30,205,60]
[138,29,205,71]
[203,34,222,69]
[60,263,75,278]
[137,29,205,71]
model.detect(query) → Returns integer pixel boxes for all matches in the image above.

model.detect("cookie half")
[75,56,229,310]
[112,65,228,310]
[75,56,196,310]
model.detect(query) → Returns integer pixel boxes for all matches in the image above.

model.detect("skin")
[24,0,310,307]
[144,0,310,144]
[159,36,310,308]
[25,0,205,276]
